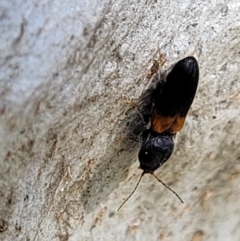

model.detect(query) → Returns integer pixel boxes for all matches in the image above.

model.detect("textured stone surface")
[0,0,240,240]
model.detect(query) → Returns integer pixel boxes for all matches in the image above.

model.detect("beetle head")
[138,130,174,173]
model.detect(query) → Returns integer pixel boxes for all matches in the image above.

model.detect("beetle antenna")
[151,173,184,204]
[117,172,145,211]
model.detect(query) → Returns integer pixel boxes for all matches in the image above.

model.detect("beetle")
[118,56,199,211]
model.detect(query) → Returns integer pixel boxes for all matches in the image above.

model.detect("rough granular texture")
[0,0,240,240]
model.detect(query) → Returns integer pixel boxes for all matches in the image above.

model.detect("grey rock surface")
[0,0,240,240]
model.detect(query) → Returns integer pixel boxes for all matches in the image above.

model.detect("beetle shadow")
[80,72,168,214]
